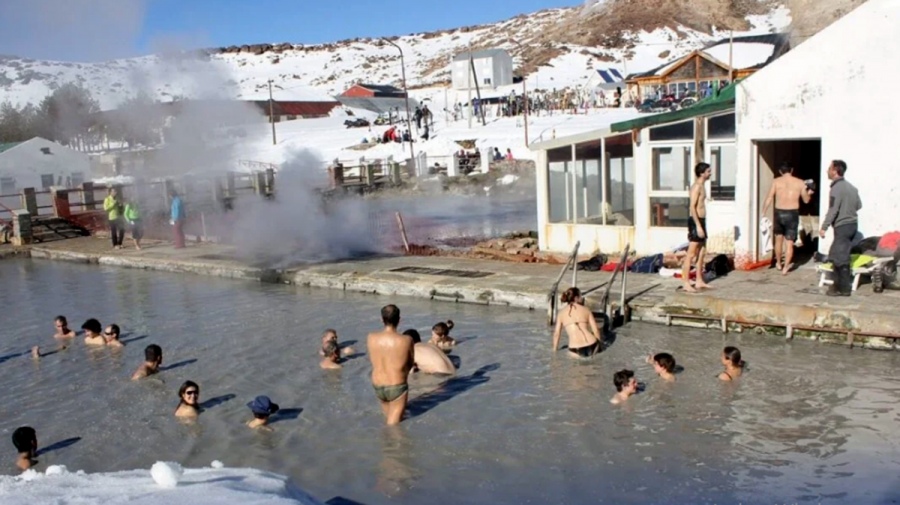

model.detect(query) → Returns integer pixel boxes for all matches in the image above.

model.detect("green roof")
[610,81,738,132]
[0,141,22,154]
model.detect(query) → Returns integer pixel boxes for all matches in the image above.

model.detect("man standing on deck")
[169,189,186,249]
[762,162,814,275]
[819,160,862,297]
[682,162,713,292]
[367,305,415,426]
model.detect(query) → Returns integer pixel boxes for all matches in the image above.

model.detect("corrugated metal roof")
[610,82,737,132]
[356,83,406,95]
[0,141,23,154]
[452,48,509,61]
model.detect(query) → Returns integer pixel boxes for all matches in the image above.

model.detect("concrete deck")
[15,237,900,350]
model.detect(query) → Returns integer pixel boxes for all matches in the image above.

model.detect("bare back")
[368,329,414,386]
[413,343,455,375]
[773,175,807,210]
[556,303,601,349]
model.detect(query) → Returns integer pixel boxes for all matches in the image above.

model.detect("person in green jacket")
[103,188,125,249]
[123,198,142,250]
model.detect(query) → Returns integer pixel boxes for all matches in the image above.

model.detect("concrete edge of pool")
[7,238,900,351]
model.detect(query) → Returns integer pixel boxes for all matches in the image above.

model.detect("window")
[0,177,14,194]
[709,145,737,200]
[548,161,572,223]
[649,120,693,142]
[606,152,634,225]
[575,159,602,223]
[650,197,691,227]
[708,114,735,140]
[652,146,692,192]
[483,78,492,85]
[40,174,55,189]
[70,172,85,187]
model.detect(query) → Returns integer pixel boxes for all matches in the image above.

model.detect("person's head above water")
[11,426,36,456]
[322,340,340,360]
[560,287,582,305]
[247,395,280,420]
[613,369,637,393]
[104,324,120,341]
[722,346,744,368]
[402,329,421,344]
[381,304,400,328]
[178,381,200,406]
[652,353,676,373]
[81,318,102,336]
[322,329,338,342]
[145,344,162,364]
[55,315,69,330]
[432,320,454,338]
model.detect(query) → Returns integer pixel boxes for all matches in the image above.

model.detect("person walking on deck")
[762,162,814,275]
[169,189,186,249]
[123,198,143,250]
[103,187,125,249]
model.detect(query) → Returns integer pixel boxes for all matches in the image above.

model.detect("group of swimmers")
[553,286,746,404]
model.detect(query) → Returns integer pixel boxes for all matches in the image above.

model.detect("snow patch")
[150,461,183,489]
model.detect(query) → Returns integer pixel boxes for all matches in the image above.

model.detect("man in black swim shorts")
[762,162,814,275]
[682,163,712,292]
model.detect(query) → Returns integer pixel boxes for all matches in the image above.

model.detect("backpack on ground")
[630,253,663,274]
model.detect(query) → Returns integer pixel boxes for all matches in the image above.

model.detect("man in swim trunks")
[762,161,814,275]
[132,344,163,380]
[367,304,415,425]
[682,162,713,292]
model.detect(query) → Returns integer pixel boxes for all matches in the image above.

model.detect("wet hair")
[178,380,200,399]
[253,412,269,420]
[381,304,400,327]
[81,318,102,334]
[322,329,337,340]
[613,369,635,392]
[145,344,162,362]
[778,161,793,175]
[322,340,339,358]
[832,159,847,177]
[723,346,745,368]
[560,287,581,304]
[55,315,68,326]
[403,329,422,344]
[653,353,676,373]
[432,320,454,337]
[106,324,120,338]
[11,427,36,453]
[694,162,711,177]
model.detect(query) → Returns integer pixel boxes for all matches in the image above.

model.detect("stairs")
[31,216,91,243]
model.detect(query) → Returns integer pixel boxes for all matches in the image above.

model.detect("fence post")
[226,171,236,197]
[21,188,38,216]
[50,187,71,218]
[254,171,267,197]
[81,182,96,210]
[265,168,275,195]
[480,148,491,173]
[12,209,32,245]
[416,151,427,178]
[448,152,460,177]
[365,163,376,187]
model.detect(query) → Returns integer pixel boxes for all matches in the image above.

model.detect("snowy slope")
[0,5,791,110]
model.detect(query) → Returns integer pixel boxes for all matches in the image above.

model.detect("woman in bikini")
[718,346,745,381]
[552,287,603,358]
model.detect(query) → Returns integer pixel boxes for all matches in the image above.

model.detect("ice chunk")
[45,465,67,476]
[150,461,184,488]
[210,460,224,469]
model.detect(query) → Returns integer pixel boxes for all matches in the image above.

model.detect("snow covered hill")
[0,2,794,110]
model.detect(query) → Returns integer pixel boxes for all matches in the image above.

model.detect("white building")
[0,137,91,194]
[733,0,900,267]
[451,49,513,90]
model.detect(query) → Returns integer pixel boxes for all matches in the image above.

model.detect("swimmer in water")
[104,324,124,349]
[175,381,201,419]
[82,318,104,346]
[552,287,602,358]
[647,352,676,382]
[319,329,355,357]
[429,320,456,351]
[52,316,76,340]
[718,346,745,381]
[404,329,455,375]
[131,344,163,380]
[246,395,280,430]
[11,426,37,471]
[367,304,415,426]
[610,369,638,405]
[320,340,342,370]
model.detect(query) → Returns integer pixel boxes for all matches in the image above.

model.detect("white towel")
[759,217,773,255]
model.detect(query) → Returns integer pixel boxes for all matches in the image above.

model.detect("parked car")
[344,118,370,128]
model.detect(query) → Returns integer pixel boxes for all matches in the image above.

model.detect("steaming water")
[2,259,900,504]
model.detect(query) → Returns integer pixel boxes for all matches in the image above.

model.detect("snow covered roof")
[452,48,509,61]
[629,33,789,79]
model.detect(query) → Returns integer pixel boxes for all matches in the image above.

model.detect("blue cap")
[247,395,279,415]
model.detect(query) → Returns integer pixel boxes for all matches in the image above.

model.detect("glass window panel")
[548,161,572,223]
[650,197,691,227]
[606,155,634,225]
[575,159,602,223]
[652,146,692,191]
[41,174,55,189]
[710,144,737,201]
[708,114,736,139]
[649,120,693,141]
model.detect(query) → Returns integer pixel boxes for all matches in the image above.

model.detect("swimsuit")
[569,341,601,357]
[373,383,408,402]
[687,217,707,244]
[773,209,800,241]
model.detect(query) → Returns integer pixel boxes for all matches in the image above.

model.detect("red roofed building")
[251,100,341,121]
[341,83,407,99]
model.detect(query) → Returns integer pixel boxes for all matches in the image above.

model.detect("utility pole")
[728,30,734,83]
[467,46,473,129]
[268,79,276,145]
[508,38,529,147]
[383,39,416,174]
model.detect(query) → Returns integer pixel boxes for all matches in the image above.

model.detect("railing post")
[365,163,376,187]
[21,187,38,216]
[265,168,275,195]
[12,210,32,245]
[225,171,236,197]
[390,161,402,185]
[448,152,460,177]
[51,187,71,218]
[81,182,96,210]
[253,171,267,197]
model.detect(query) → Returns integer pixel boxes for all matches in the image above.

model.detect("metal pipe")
[664,312,900,342]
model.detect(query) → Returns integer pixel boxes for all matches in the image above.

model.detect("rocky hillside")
[0,0,866,110]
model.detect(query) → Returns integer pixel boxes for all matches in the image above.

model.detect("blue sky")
[0,0,580,62]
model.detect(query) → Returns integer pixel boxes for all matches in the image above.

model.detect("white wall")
[0,137,91,193]
[734,0,900,263]
[451,52,513,90]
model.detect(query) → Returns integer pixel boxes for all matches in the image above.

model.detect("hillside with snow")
[0,1,799,110]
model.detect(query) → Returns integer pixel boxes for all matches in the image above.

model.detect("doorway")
[754,139,822,263]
